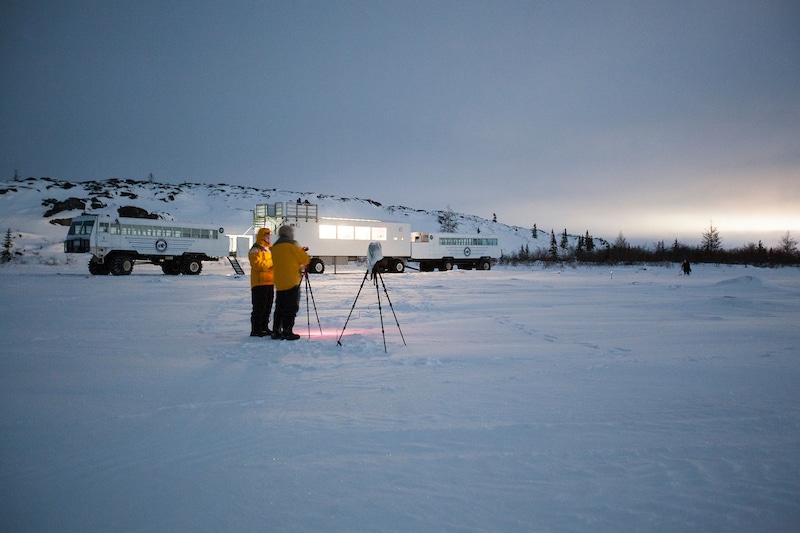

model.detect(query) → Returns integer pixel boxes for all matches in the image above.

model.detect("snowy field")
[1,261,799,532]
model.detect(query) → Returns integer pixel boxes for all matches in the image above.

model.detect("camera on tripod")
[337,241,406,353]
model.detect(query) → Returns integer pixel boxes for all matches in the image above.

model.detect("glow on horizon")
[500,203,799,248]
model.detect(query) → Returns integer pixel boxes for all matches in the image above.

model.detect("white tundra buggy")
[64,214,229,275]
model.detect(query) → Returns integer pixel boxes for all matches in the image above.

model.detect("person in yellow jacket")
[270,225,310,340]
[248,228,274,337]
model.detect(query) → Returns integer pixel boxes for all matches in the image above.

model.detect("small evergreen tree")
[778,231,798,255]
[655,240,666,260]
[560,229,568,250]
[613,232,628,249]
[701,222,722,252]
[2,229,13,263]
[585,231,594,251]
[549,230,558,260]
[437,206,460,233]
[532,223,537,238]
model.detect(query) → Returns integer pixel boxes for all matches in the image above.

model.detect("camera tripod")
[337,266,406,353]
[303,269,323,338]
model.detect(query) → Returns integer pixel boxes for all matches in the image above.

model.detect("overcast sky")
[2,1,798,245]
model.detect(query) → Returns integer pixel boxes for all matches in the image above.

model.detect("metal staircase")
[227,256,246,275]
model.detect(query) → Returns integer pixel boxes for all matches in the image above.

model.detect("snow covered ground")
[1,261,799,532]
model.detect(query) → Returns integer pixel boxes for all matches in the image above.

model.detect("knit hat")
[278,225,294,239]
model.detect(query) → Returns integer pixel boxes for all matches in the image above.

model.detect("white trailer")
[410,232,499,271]
[254,202,410,273]
[64,214,229,275]
[254,202,499,273]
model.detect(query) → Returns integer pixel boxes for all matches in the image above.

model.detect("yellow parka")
[271,236,311,291]
[249,228,273,288]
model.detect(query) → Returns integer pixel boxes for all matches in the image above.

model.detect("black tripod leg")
[378,271,407,346]
[337,269,370,346]
[374,275,387,353]
[306,273,323,335]
[304,274,311,338]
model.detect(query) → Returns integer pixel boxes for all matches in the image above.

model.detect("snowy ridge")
[0,176,588,261]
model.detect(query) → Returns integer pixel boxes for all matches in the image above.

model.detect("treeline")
[500,230,800,267]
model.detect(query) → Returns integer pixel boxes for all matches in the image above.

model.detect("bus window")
[354,226,371,240]
[319,225,336,239]
[337,226,354,240]
[371,227,387,240]
[80,220,94,235]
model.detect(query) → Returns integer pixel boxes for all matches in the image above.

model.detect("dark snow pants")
[273,284,301,334]
[251,284,274,334]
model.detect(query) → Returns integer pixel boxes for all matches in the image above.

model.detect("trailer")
[64,214,229,275]
[410,232,499,271]
[253,202,499,273]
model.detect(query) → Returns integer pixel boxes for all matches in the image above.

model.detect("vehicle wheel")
[161,260,181,275]
[88,258,110,275]
[110,255,134,276]
[440,260,453,271]
[478,259,491,270]
[419,262,434,272]
[390,259,405,273]
[181,258,203,275]
[308,258,325,274]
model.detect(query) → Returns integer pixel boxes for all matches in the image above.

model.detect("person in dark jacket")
[248,228,274,336]
[270,225,310,340]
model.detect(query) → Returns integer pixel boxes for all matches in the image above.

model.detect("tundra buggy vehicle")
[64,214,229,275]
[253,202,499,273]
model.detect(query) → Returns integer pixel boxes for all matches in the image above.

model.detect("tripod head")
[368,241,383,279]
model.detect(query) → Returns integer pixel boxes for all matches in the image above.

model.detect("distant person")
[270,225,311,340]
[249,228,274,337]
[682,259,692,276]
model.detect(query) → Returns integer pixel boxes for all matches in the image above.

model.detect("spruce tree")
[2,229,13,263]
[549,230,558,260]
[778,231,798,255]
[437,207,459,233]
[701,222,722,252]
[585,231,594,251]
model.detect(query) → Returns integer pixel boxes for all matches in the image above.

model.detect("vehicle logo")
[155,239,168,252]
[464,246,471,257]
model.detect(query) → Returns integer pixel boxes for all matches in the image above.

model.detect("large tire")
[88,258,110,275]
[109,255,134,276]
[478,258,491,270]
[419,261,435,272]
[161,260,181,275]
[181,257,203,275]
[389,259,405,273]
[440,259,453,271]
[308,258,324,274]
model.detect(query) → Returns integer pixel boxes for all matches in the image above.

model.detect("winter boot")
[271,317,283,340]
[282,317,300,341]
[251,319,266,337]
